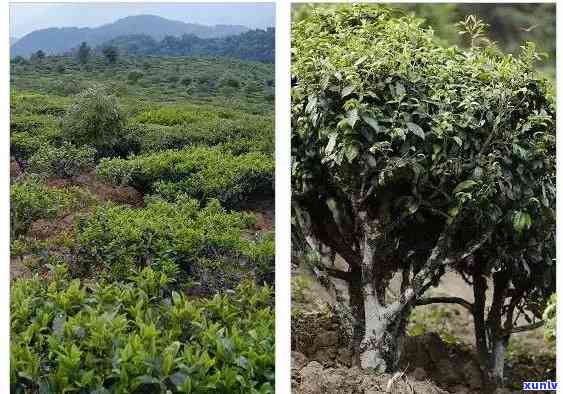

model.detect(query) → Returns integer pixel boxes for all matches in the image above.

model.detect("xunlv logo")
[522,380,558,391]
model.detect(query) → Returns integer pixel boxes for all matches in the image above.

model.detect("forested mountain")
[11,15,249,57]
[98,28,275,63]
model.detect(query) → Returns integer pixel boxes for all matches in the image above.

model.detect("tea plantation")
[10,54,274,393]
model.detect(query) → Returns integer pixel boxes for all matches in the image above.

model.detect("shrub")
[127,70,144,84]
[96,146,274,207]
[133,105,234,126]
[10,93,66,116]
[61,86,126,152]
[47,79,85,96]
[74,195,274,283]
[11,130,62,164]
[105,82,128,97]
[11,265,274,393]
[123,111,274,155]
[292,4,555,376]
[167,75,180,84]
[10,180,75,237]
[28,142,96,178]
[220,76,241,89]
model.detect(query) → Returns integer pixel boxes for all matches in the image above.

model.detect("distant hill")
[10,14,249,57]
[10,37,18,46]
[98,28,275,63]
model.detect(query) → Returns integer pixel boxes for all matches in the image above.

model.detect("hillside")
[11,14,249,57]
[98,28,275,63]
[10,52,275,391]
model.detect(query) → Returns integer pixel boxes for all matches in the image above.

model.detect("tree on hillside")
[292,4,555,378]
[77,42,91,65]
[102,45,118,64]
[30,50,45,62]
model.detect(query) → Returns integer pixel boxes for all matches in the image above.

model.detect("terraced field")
[10,54,275,393]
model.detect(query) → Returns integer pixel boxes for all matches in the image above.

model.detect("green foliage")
[101,45,118,64]
[134,105,234,126]
[101,29,275,63]
[11,265,274,393]
[10,56,274,113]
[11,119,63,164]
[10,180,76,237]
[292,5,555,374]
[77,42,91,65]
[543,294,556,345]
[97,146,274,207]
[10,92,67,116]
[74,195,274,283]
[28,142,96,178]
[61,86,126,152]
[48,78,86,96]
[292,4,554,271]
[30,50,45,63]
[408,306,461,345]
[122,116,273,156]
[10,46,275,392]
[127,70,144,84]
[294,4,555,75]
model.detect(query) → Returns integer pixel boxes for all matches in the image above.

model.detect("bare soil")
[292,267,554,393]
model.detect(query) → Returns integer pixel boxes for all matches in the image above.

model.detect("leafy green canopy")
[97,146,274,207]
[10,180,78,237]
[292,5,554,273]
[62,86,126,152]
[28,142,96,178]
[74,195,274,283]
[11,266,274,393]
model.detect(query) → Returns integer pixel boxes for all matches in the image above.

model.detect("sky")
[10,3,275,38]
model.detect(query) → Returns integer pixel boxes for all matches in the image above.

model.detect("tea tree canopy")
[292,5,555,372]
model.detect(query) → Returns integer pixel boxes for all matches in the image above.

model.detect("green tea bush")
[61,86,126,153]
[134,105,233,126]
[123,114,273,155]
[28,142,96,178]
[11,265,274,393]
[220,76,241,89]
[105,81,128,97]
[11,131,61,164]
[10,93,67,116]
[10,180,76,237]
[74,195,274,282]
[47,79,86,96]
[292,3,555,376]
[127,70,144,84]
[10,114,63,162]
[96,146,274,207]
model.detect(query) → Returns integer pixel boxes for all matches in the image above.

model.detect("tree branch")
[416,296,474,313]
[441,228,494,266]
[324,267,353,282]
[504,320,544,335]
